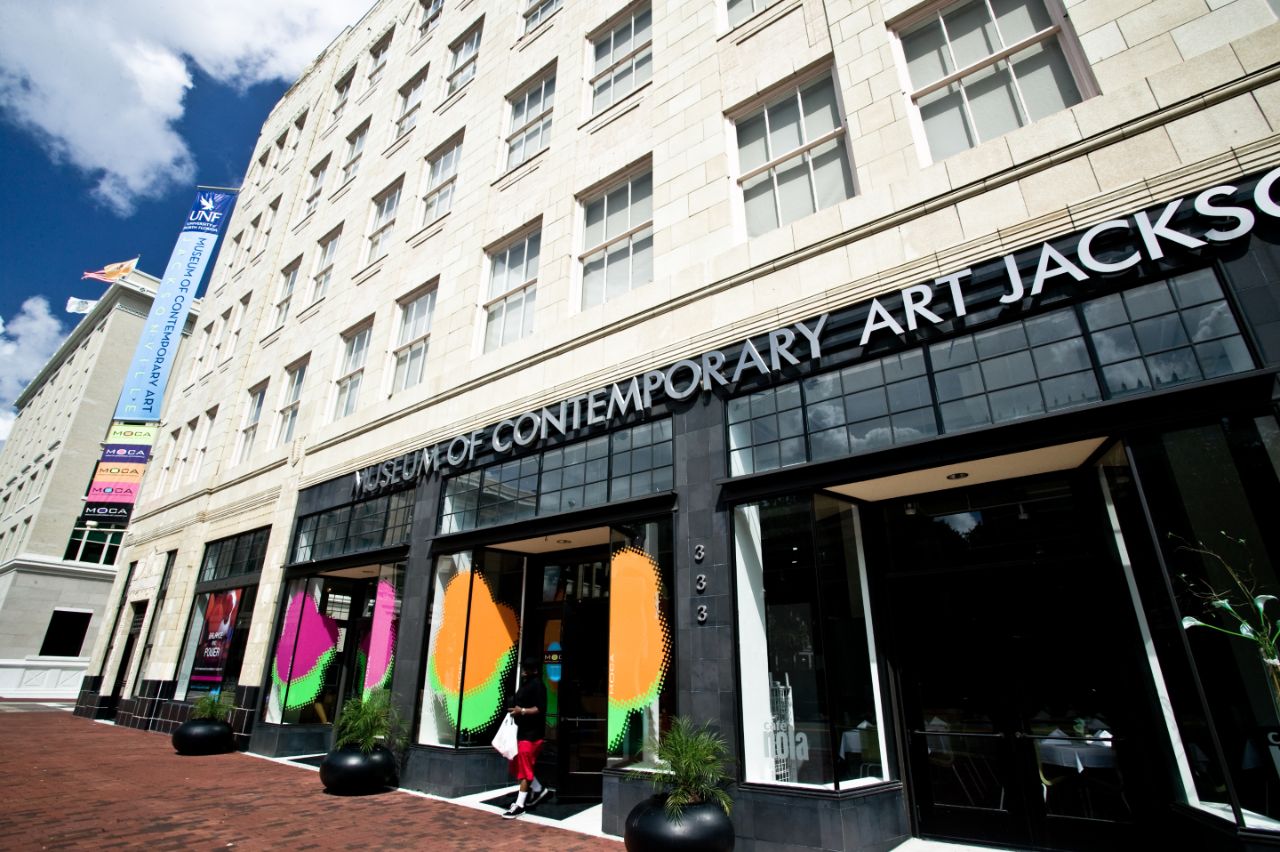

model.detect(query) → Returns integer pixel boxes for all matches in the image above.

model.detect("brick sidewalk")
[0,713,621,851]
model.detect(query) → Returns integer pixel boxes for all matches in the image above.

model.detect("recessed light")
[946,472,969,480]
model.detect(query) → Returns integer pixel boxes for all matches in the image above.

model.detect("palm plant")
[636,716,733,820]
[333,689,403,754]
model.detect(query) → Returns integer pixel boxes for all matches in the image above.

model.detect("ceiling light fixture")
[946,472,969,480]
[556,539,572,544]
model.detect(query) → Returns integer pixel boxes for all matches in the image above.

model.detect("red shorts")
[509,739,543,781]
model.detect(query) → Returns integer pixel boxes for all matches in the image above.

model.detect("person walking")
[502,658,551,819]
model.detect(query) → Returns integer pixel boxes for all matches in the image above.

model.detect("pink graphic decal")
[362,579,399,697]
[272,590,340,710]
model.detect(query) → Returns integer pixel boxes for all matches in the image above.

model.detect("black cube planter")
[624,795,735,852]
[172,719,235,755]
[319,745,398,795]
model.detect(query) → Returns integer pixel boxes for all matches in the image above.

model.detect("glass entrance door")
[883,473,1162,850]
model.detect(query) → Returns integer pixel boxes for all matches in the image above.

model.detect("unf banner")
[114,189,237,422]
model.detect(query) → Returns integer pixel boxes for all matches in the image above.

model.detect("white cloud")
[0,0,368,215]
[0,297,68,441]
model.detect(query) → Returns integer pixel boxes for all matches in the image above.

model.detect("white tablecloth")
[1038,740,1116,773]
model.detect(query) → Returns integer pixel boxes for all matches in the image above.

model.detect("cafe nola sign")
[355,165,1280,499]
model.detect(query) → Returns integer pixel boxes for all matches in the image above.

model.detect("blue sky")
[0,1,369,441]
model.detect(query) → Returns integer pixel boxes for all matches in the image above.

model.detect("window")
[396,66,429,137]
[332,68,355,123]
[62,527,125,566]
[172,419,197,488]
[311,227,341,302]
[190,408,218,483]
[157,428,181,493]
[288,110,307,163]
[274,260,301,328]
[237,384,266,464]
[590,5,652,114]
[231,231,246,268]
[277,360,308,445]
[342,123,368,183]
[392,287,437,393]
[506,73,555,170]
[736,75,855,237]
[254,149,271,185]
[174,587,258,702]
[367,32,392,90]
[581,169,653,308]
[898,0,1086,161]
[304,156,329,217]
[422,138,461,222]
[273,130,289,170]
[190,323,213,382]
[38,609,93,656]
[728,0,781,27]
[335,324,372,418]
[228,292,250,356]
[257,196,280,254]
[485,230,539,350]
[523,0,561,32]
[211,305,233,364]
[245,216,261,260]
[447,24,481,94]
[419,0,444,37]
[367,181,402,263]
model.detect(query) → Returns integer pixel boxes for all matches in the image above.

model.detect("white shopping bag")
[492,713,518,760]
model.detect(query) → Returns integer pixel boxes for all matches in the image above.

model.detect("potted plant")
[172,693,235,755]
[624,717,735,851]
[319,689,402,795]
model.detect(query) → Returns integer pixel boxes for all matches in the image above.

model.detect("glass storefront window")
[198,528,269,582]
[734,494,885,788]
[292,490,414,562]
[174,587,256,701]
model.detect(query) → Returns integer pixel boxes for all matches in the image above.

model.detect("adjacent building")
[76,0,1280,848]
[0,271,167,699]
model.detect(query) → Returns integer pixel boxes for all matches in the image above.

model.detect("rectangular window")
[591,5,652,114]
[230,232,246,268]
[277,359,308,445]
[274,260,300,328]
[288,110,307,163]
[422,138,461,223]
[580,169,653,308]
[367,32,392,90]
[273,130,289,170]
[38,609,93,656]
[293,493,415,562]
[173,419,197,488]
[311,227,341,302]
[392,287,437,393]
[728,0,781,28]
[332,69,354,123]
[304,156,329,217]
[898,0,1086,161]
[447,24,481,94]
[396,67,430,137]
[210,306,232,365]
[190,408,217,483]
[237,384,267,464]
[190,323,213,382]
[524,0,562,32]
[419,0,444,37]
[485,230,539,351]
[367,181,402,263]
[335,325,372,418]
[736,75,855,237]
[198,527,271,584]
[506,73,555,170]
[174,587,257,701]
[62,527,126,566]
[228,292,250,356]
[257,196,280,255]
[343,122,369,183]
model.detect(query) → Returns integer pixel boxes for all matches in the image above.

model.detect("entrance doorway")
[879,469,1168,850]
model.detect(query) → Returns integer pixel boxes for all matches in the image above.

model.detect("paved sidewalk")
[0,712,620,851]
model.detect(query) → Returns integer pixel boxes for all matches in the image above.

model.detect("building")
[75,0,1280,848]
[0,271,168,699]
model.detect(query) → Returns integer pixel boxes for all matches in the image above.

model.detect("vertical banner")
[114,188,237,422]
[190,589,245,686]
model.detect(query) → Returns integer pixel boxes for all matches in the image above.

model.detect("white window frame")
[332,69,355,124]
[367,33,392,91]
[728,0,781,28]
[211,306,233,365]
[343,122,369,183]
[304,156,329,217]
[256,197,279,255]
[227,292,250,357]
[418,0,444,38]
[276,359,308,446]
[579,167,654,309]
[734,73,855,237]
[190,408,217,484]
[506,71,555,171]
[311,227,342,303]
[273,130,289,171]
[890,0,1094,165]
[391,285,437,394]
[274,259,301,329]
[589,4,652,115]
[421,136,462,224]
[189,323,213,383]
[237,384,267,465]
[366,181,402,264]
[395,66,430,138]
[287,110,308,164]
[447,23,482,95]
[484,229,540,351]
[523,0,562,33]
[334,324,373,419]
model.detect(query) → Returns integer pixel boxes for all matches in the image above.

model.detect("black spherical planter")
[172,718,235,755]
[624,796,735,852]
[319,745,397,795]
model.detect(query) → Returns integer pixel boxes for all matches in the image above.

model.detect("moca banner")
[114,188,237,422]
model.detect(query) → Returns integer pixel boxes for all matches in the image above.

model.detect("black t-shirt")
[511,676,547,741]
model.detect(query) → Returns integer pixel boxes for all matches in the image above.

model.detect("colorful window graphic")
[271,586,340,713]
[358,578,399,698]
[607,546,671,751]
